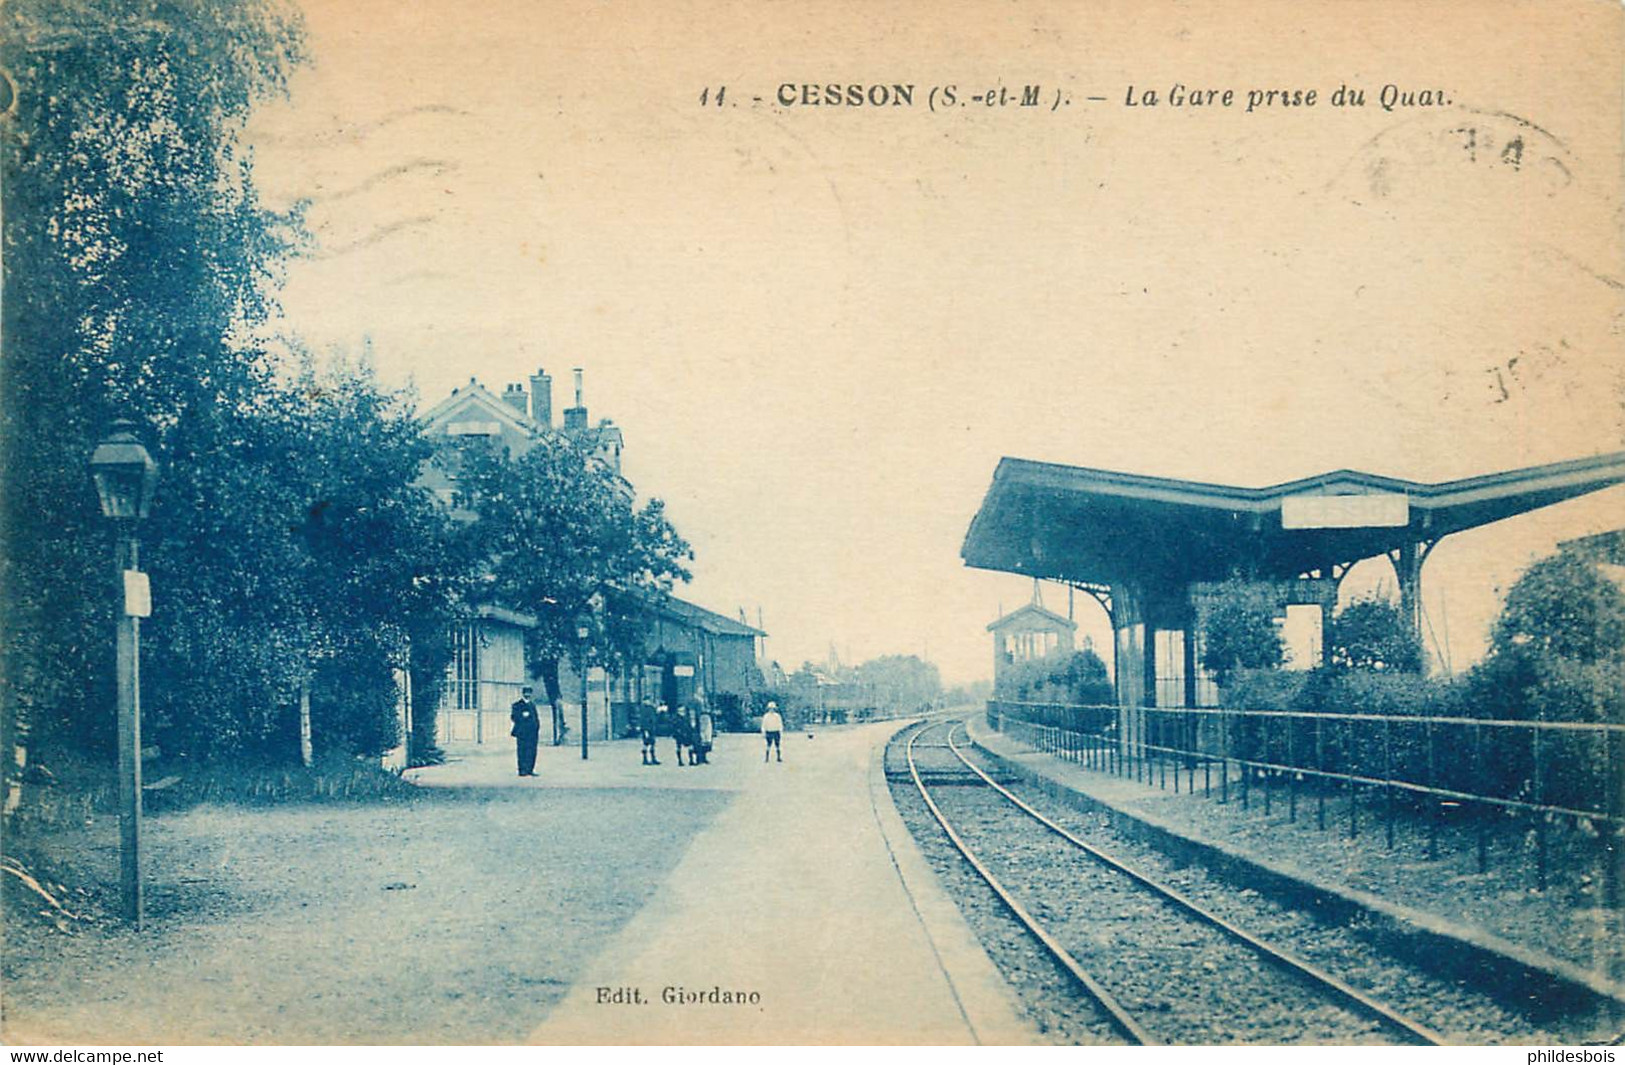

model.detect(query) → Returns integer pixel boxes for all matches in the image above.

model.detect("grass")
[7,747,422,838]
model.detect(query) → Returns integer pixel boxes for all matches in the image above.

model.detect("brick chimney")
[501,382,528,415]
[528,368,553,427]
[563,367,588,432]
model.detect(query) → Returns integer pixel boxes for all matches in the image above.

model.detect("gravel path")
[4,784,731,1044]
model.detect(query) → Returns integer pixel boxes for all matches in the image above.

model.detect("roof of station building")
[961,451,1625,590]
[650,594,766,638]
[986,602,1078,633]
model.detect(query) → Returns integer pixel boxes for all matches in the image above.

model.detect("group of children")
[515,688,788,775]
[638,700,788,765]
[639,701,716,766]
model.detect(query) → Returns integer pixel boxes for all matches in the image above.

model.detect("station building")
[986,599,1077,689]
[962,452,1625,710]
[418,369,764,746]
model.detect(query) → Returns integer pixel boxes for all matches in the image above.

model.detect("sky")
[244,0,1624,685]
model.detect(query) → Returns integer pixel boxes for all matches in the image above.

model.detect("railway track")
[898,717,1448,1046]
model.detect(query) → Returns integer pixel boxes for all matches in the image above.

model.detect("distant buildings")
[418,368,763,746]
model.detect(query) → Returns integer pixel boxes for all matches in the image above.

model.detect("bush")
[1313,668,1459,717]
[999,648,1113,704]
[1223,668,1309,712]
[1462,647,1625,723]
[1224,666,1459,717]
[1198,577,1285,684]
[5,747,422,837]
[714,692,745,732]
[1326,595,1423,672]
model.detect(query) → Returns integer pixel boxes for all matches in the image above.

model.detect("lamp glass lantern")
[90,423,158,522]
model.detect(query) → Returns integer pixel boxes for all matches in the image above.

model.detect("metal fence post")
[1195,710,1203,794]
[1384,716,1395,850]
[1171,714,1180,793]
[1188,711,1197,796]
[1534,728,1548,892]
[1287,715,1297,823]
[1160,713,1171,792]
[1140,707,1149,785]
[1348,721,1358,840]
[1475,723,1489,874]
[1259,713,1271,815]
[1316,716,1326,831]
[1241,717,1250,811]
[1426,719,1439,861]
[1202,713,1212,797]
[1606,730,1621,908]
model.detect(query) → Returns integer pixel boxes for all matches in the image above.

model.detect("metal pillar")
[579,662,589,761]
[1395,540,1431,672]
[115,536,144,930]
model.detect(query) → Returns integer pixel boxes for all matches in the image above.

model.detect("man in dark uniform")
[511,685,541,777]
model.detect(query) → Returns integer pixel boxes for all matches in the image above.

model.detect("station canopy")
[961,451,1625,590]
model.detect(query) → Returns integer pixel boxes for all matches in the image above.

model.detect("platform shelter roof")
[961,451,1625,590]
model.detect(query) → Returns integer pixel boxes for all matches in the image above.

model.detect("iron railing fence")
[987,700,1625,894]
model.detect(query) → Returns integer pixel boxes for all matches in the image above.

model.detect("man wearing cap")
[510,685,541,777]
[761,701,784,763]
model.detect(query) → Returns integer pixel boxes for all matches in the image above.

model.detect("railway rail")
[898,717,1448,1045]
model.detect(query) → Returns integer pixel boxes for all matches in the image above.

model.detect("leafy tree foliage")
[998,648,1113,705]
[1466,550,1625,722]
[943,678,993,707]
[1,2,471,780]
[1325,594,1423,672]
[1490,552,1625,664]
[1197,577,1285,686]
[447,436,692,706]
[2,0,306,762]
[852,654,942,713]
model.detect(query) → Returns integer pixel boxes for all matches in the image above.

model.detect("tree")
[1,0,310,776]
[1490,552,1625,664]
[1198,577,1285,687]
[1465,550,1625,723]
[852,655,942,713]
[998,648,1112,704]
[273,356,470,758]
[1325,595,1423,672]
[3,2,474,781]
[1059,648,1114,704]
[943,678,993,706]
[448,435,692,709]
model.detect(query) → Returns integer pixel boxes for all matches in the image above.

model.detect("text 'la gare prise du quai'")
[707,82,1451,114]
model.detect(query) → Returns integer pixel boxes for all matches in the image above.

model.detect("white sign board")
[1280,492,1409,530]
[122,570,152,618]
[672,664,695,677]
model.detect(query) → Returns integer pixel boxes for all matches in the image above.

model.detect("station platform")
[412,722,1036,1044]
[407,732,754,794]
